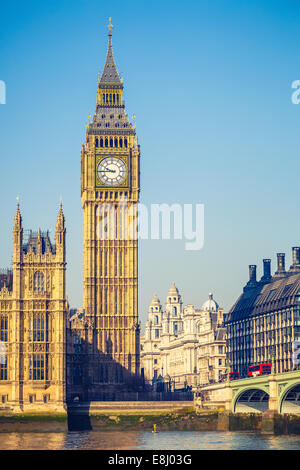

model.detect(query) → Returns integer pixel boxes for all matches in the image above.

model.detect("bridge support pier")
[261,410,287,434]
[224,384,233,412]
[217,411,230,431]
[268,374,279,412]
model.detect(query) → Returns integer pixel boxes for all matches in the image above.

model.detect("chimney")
[275,253,286,276]
[244,264,258,291]
[249,265,257,283]
[290,247,300,271]
[261,259,271,283]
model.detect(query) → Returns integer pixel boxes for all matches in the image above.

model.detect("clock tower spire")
[80,19,141,396]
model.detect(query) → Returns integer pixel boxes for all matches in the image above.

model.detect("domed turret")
[166,282,181,304]
[201,293,219,312]
[149,294,162,313]
[151,294,161,306]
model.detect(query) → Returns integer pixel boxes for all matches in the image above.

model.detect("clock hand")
[101,169,116,173]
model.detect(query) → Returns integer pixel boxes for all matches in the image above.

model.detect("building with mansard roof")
[140,285,227,389]
[225,248,300,377]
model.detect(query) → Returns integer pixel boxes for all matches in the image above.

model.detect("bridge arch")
[234,387,269,413]
[280,382,300,414]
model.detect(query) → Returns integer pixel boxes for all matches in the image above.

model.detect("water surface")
[1,431,300,450]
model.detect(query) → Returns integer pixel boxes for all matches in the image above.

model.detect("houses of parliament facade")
[0,21,141,411]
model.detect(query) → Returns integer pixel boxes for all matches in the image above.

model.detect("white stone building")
[140,284,227,389]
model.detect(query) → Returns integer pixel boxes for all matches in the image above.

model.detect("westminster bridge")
[196,370,300,414]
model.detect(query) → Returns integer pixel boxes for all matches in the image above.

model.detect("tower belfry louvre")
[73,19,141,397]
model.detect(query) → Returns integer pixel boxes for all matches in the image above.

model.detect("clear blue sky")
[1,0,300,328]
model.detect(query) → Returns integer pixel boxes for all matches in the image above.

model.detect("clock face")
[97,157,127,186]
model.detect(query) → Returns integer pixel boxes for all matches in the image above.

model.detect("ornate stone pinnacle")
[107,17,113,36]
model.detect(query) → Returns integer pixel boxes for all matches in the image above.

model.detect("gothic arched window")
[124,138,128,148]
[95,138,99,147]
[105,138,108,148]
[154,315,159,325]
[119,138,123,148]
[100,138,104,148]
[34,272,44,293]
[173,306,177,316]
[114,138,118,147]
[116,94,119,105]
[110,138,113,147]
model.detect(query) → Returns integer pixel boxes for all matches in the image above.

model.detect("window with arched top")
[113,94,115,104]
[154,315,159,325]
[114,138,118,147]
[124,138,128,148]
[116,94,119,105]
[34,272,44,293]
[105,138,108,148]
[95,138,99,147]
[102,94,105,105]
[172,306,177,316]
[110,138,113,147]
[119,138,123,148]
[100,138,104,148]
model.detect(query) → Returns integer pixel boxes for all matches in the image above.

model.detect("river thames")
[0,431,300,450]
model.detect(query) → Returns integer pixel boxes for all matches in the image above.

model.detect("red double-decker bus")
[248,363,272,377]
[220,371,240,382]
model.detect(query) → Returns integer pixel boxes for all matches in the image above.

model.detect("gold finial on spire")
[107,17,113,36]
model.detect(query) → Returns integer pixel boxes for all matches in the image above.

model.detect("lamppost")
[225,358,231,383]
[270,345,275,374]
[193,366,197,386]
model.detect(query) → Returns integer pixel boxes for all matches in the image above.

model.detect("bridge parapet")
[196,371,300,414]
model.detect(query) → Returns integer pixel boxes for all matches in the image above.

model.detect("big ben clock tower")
[80,19,140,394]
